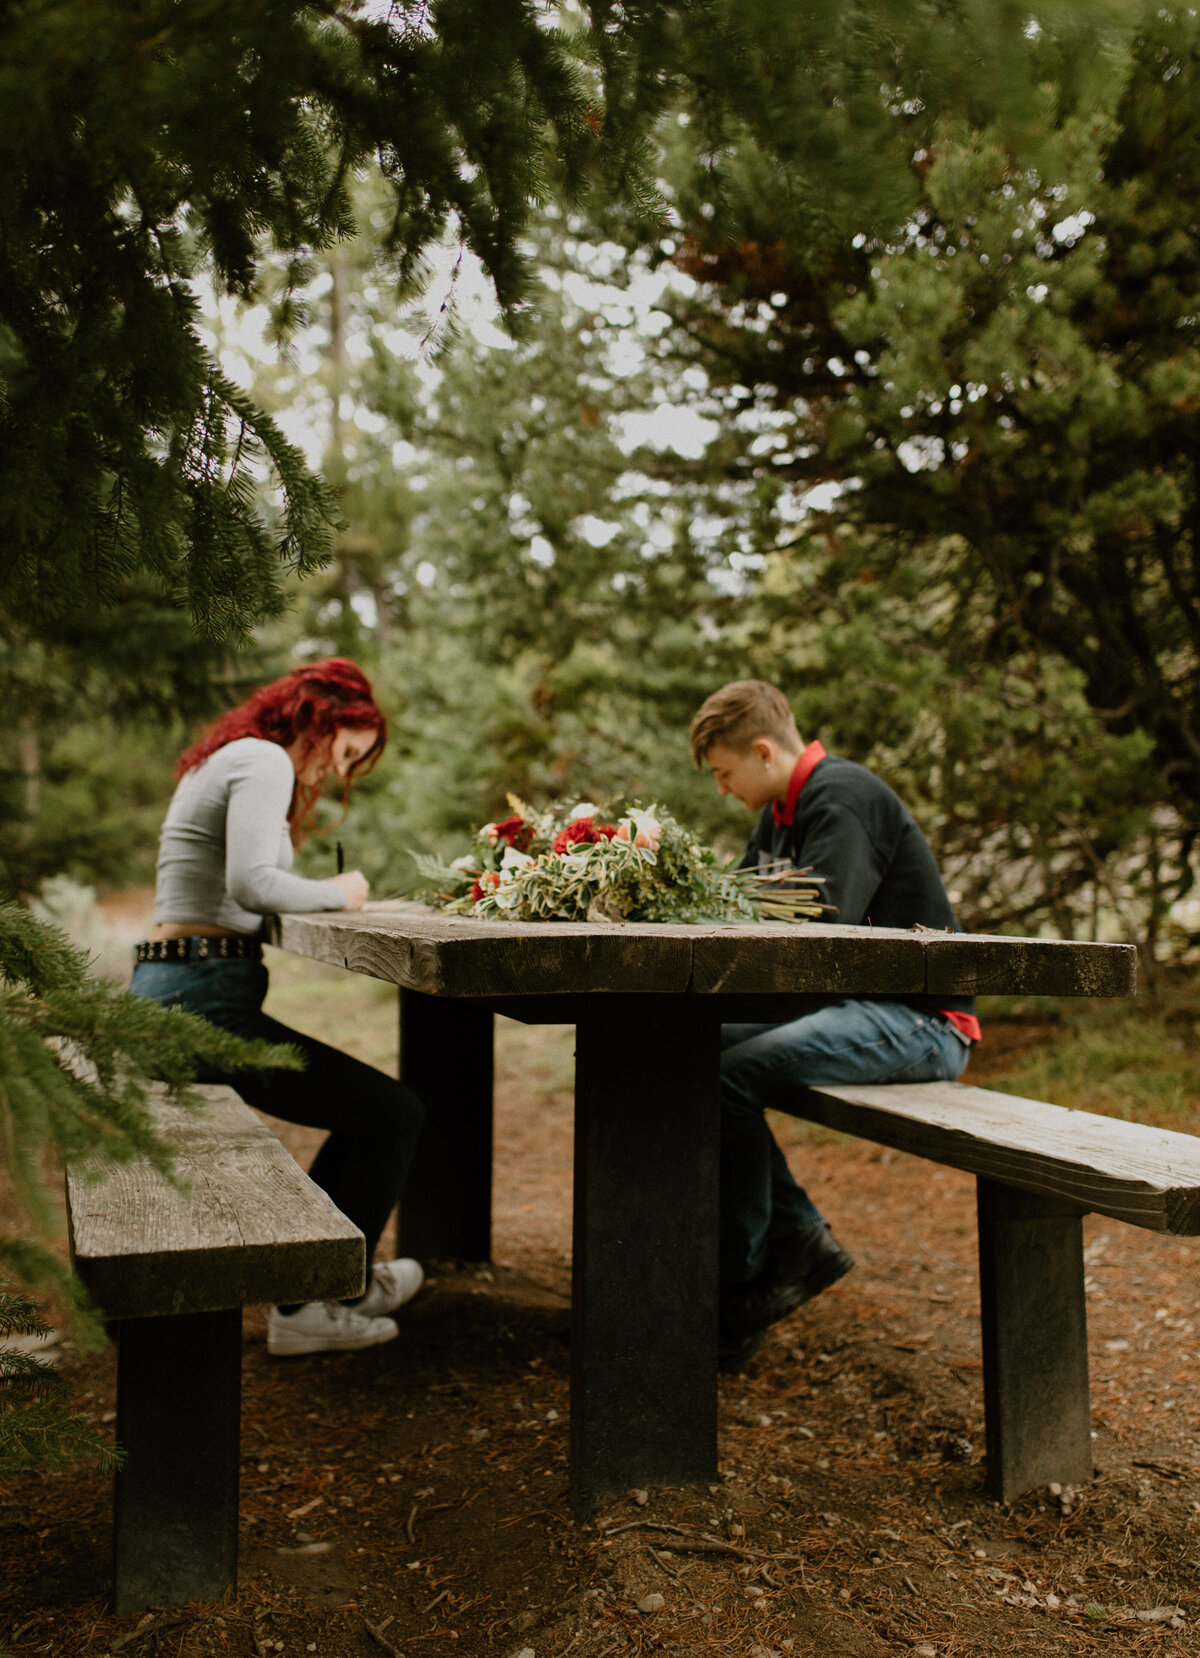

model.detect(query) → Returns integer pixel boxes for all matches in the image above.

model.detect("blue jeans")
[129,958,425,1265]
[720,999,970,1283]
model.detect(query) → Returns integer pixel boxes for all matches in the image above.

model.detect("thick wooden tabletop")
[267,902,1136,1001]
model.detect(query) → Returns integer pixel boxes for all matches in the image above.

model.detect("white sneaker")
[356,1258,424,1318]
[267,1300,399,1357]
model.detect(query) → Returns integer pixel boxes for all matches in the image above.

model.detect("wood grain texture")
[269,907,695,996]
[67,1085,365,1319]
[793,1080,1200,1233]
[688,924,925,995]
[268,904,1137,1001]
[924,931,1137,999]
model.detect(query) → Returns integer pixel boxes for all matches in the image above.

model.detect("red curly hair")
[177,658,387,841]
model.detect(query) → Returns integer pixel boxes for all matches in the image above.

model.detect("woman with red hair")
[130,658,426,1357]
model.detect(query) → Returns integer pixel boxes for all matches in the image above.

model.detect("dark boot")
[722,1224,854,1342]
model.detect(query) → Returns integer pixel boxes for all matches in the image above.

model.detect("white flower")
[500,846,537,871]
[451,855,479,873]
[480,822,500,844]
[618,811,662,852]
[568,801,601,821]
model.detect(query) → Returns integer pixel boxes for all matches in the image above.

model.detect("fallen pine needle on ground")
[4,951,1200,1656]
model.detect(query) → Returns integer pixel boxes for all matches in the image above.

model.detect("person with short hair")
[130,658,426,1357]
[691,679,979,1369]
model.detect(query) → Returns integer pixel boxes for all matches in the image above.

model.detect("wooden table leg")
[398,988,495,1261]
[571,998,721,1517]
[113,1309,241,1614]
[977,1178,1093,1501]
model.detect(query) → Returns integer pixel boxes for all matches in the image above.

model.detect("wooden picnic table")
[267,902,1136,1516]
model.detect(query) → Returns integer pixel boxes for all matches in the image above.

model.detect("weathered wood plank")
[925,931,1137,999]
[269,907,696,997]
[688,924,925,995]
[791,1079,1200,1233]
[67,1085,365,1319]
[268,905,1137,1001]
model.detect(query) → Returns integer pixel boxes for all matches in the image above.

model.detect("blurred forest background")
[6,0,1200,961]
[8,0,1200,1482]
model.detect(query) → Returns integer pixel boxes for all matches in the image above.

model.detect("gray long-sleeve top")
[153,737,347,935]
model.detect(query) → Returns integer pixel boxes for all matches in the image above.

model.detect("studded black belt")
[134,935,263,964]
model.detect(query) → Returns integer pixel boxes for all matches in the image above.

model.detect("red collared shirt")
[772,741,827,828]
[770,742,981,1044]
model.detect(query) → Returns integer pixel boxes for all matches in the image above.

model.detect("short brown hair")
[689,680,799,765]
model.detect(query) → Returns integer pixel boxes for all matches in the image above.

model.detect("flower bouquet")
[408,797,827,925]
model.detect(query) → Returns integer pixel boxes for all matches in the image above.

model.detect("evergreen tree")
[287,243,761,859]
[2,0,1138,1469]
[3,0,1123,647]
[603,6,1200,947]
[0,0,613,638]
[0,1290,120,1476]
[227,204,1160,931]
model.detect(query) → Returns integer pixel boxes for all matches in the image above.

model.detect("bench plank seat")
[65,1084,366,1615]
[68,1085,364,1317]
[794,1079,1200,1234]
[792,1077,1200,1501]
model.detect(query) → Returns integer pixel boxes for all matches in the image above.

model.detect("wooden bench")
[792,1077,1200,1501]
[66,1084,364,1615]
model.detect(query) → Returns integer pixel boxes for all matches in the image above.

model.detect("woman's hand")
[331,870,370,910]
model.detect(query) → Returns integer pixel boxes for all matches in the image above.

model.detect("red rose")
[493,815,534,851]
[471,871,502,902]
[551,817,618,854]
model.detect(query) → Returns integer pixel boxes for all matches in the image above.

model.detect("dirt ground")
[5,952,1200,1658]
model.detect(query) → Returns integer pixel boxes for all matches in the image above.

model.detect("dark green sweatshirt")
[739,749,975,1018]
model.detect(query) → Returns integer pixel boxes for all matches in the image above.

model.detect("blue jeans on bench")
[720,999,970,1285]
[129,957,425,1267]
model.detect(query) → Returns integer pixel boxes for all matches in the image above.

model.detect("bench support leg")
[398,989,494,1261]
[113,1309,241,1614]
[977,1179,1092,1502]
[571,1000,720,1517]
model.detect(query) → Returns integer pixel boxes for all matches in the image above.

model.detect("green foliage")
[0,1288,119,1477]
[0,902,299,1476]
[595,3,1200,947]
[598,0,1130,256]
[0,0,674,901]
[739,541,1161,937]
[0,719,180,897]
[2,0,1128,647]
[981,979,1200,1133]
[261,220,1158,939]
[408,797,818,922]
[0,0,622,642]
[2,0,1164,938]
[0,902,298,1314]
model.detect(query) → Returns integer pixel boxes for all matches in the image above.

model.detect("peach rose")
[619,811,662,852]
